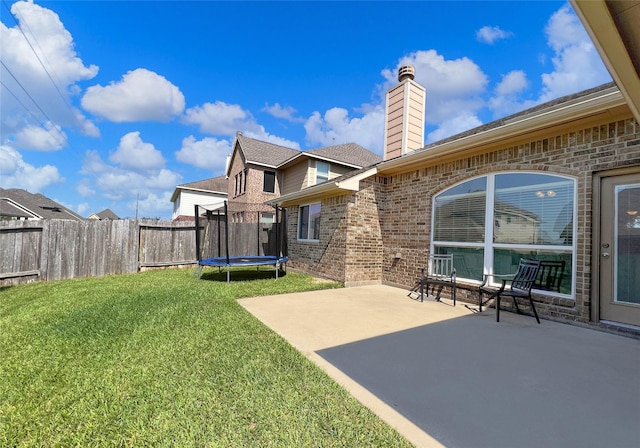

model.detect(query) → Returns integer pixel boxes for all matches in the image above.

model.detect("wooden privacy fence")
[0,220,200,286]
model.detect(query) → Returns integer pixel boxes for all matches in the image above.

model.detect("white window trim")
[315,161,330,185]
[430,172,577,299]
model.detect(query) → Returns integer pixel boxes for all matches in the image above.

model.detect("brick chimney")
[383,65,426,160]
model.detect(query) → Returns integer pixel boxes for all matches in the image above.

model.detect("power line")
[1,80,65,145]
[1,60,69,147]
[2,0,86,131]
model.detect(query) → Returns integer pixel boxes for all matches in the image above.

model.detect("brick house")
[272,0,640,333]
[225,131,381,223]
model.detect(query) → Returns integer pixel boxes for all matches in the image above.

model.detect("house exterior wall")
[286,183,384,285]
[172,190,226,220]
[285,114,640,326]
[379,115,640,323]
[282,159,309,194]
[228,154,280,221]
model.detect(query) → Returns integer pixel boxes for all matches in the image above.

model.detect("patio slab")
[238,285,640,448]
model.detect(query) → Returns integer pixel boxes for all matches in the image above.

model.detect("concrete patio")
[239,285,640,448]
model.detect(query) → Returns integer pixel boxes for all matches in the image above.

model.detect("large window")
[298,203,321,240]
[432,173,575,295]
[315,162,330,184]
[263,171,276,193]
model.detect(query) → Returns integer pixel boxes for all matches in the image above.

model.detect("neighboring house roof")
[0,188,84,220]
[227,134,382,175]
[170,175,228,202]
[0,198,34,219]
[88,208,119,220]
[273,82,627,206]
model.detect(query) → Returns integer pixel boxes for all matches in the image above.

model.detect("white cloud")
[183,100,301,149]
[0,0,99,142]
[304,105,385,154]
[488,70,534,118]
[175,135,231,171]
[427,113,483,143]
[476,26,513,44]
[76,180,95,197]
[539,4,611,101]
[383,50,488,127]
[13,122,67,151]
[131,191,174,220]
[0,144,64,191]
[109,131,165,171]
[183,101,256,135]
[263,103,304,122]
[80,148,181,219]
[82,68,185,122]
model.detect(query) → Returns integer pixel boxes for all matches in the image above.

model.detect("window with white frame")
[432,172,575,295]
[260,212,275,224]
[315,161,330,184]
[298,203,321,240]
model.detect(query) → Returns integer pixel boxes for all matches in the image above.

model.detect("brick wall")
[227,154,281,222]
[286,184,384,285]
[285,116,640,324]
[379,116,640,323]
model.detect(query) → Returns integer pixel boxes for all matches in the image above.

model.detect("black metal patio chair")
[478,259,542,323]
[409,253,457,305]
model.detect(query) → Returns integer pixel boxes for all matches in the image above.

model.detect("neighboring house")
[88,209,119,220]
[171,176,228,221]
[225,131,381,223]
[0,188,84,221]
[270,0,640,333]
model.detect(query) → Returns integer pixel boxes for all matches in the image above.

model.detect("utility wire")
[1,60,69,147]
[1,80,63,143]
[2,0,86,131]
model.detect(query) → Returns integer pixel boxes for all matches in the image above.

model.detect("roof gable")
[0,188,84,220]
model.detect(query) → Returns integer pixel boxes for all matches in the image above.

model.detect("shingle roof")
[96,208,119,220]
[0,188,84,220]
[236,134,381,169]
[178,175,228,193]
[237,135,300,167]
[304,143,382,167]
[0,198,33,218]
[419,82,619,152]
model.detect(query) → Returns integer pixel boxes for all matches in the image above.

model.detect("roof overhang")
[571,0,640,123]
[270,167,378,207]
[378,86,627,175]
[278,151,363,170]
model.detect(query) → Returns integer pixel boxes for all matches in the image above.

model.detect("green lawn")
[0,268,411,447]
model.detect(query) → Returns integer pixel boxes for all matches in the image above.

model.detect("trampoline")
[196,255,288,282]
[194,201,288,283]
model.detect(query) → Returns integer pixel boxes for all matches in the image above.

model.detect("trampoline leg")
[227,266,230,284]
[276,263,279,280]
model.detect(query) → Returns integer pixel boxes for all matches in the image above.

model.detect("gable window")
[432,172,575,296]
[298,203,321,240]
[315,162,330,184]
[263,171,276,193]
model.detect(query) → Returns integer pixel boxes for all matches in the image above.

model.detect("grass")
[0,268,412,447]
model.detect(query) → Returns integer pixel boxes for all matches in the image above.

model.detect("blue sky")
[1,0,612,219]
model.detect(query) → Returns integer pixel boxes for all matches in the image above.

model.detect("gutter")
[378,88,626,174]
[269,167,378,207]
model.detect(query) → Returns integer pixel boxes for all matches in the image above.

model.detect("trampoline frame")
[194,201,288,283]
[196,255,289,283]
